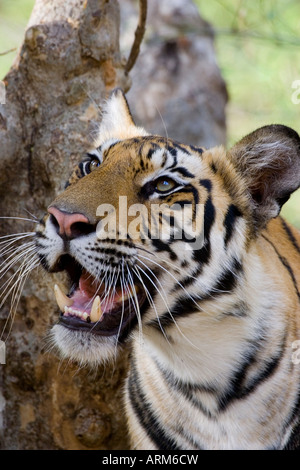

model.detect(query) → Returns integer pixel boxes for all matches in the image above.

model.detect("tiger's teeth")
[90,296,102,323]
[54,284,73,311]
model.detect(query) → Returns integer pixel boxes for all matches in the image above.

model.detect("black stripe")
[146,144,161,160]
[38,215,47,226]
[177,261,207,290]
[224,204,242,246]
[193,242,211,266]
[77,161,85,175]
[152,294,201,329]
[156,364,216,420]
[218,332,286,412]
[139,155,145,170]
[202,196,215,241]
[37,253,49,271]
[161,151,168,167]
[189,144,204,155]
[166,144,177,157]
[154,258,243,328]
[210,163,217,174]
[151,238,177,261]
[262,234,300,302]
[280,217,300,254]
[160,214,199,245]
[170,167,195,178]
[128,361,181,450]
[175,257,242,297]
[283,384,300,450]
[199,179,212,192]
[146,360,206,447]
[172,142,191,155]
[213,258,243,293]
[163,198,192,207]
[191,195,215,265]
[220,301,248,318]
[157,186,200,245]
[160,185,199,206]
[35,231,46,238]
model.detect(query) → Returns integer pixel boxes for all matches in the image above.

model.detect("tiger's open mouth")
[52,255,147,337]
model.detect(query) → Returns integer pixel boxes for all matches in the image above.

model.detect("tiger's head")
[35,88,300,365]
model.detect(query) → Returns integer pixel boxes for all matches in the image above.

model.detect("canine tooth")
[54,284,73,311]
[90,296,102,323]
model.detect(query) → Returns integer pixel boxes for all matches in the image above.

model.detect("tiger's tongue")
[70,270,120,313]
[79,270,104,299]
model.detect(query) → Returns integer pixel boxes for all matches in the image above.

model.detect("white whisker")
[0,216,38,224]
[135,244,199,280]
[0,250,38,306]
[155,104,169,141]
[132,266,171,347]
[0,252,39,342]
[136,253,202,310]
[126,264,143,344]
[22,208,40,222]
[134,261,204,353]
[0,232,35,242]
[113,258,126,360]
[0,243,36,280]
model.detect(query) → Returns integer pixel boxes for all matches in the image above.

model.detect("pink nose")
[48,206,90,239]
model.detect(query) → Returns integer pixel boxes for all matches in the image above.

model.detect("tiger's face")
[35,89,300,365]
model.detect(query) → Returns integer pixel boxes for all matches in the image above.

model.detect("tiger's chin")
[50,297,146,365]
[49,324,122,366]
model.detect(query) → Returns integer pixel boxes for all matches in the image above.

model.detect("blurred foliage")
[0,0,34,76]
[196,0,300,227]
[0,0,299,227]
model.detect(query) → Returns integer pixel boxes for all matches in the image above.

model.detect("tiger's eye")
[89,159,100,172]
[155,177,176,192]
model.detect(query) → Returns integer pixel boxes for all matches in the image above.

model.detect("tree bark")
[0,0,131,450]
[0,0,227,450]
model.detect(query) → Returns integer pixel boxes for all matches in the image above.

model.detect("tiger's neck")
[127,246,299,449]
[135,242,293,389]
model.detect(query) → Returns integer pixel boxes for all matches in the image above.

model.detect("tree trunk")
[0,0,227,450]
[0,0,131,450]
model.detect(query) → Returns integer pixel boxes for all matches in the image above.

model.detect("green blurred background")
[0,0,299,227]
[197,0,300,228]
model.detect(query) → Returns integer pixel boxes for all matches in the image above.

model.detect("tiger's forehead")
[98,135,205,174]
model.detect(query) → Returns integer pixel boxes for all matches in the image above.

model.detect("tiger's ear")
[229,124,300,228]
[95,88,148,146]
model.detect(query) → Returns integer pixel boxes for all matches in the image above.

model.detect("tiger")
[33,88,300,450]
